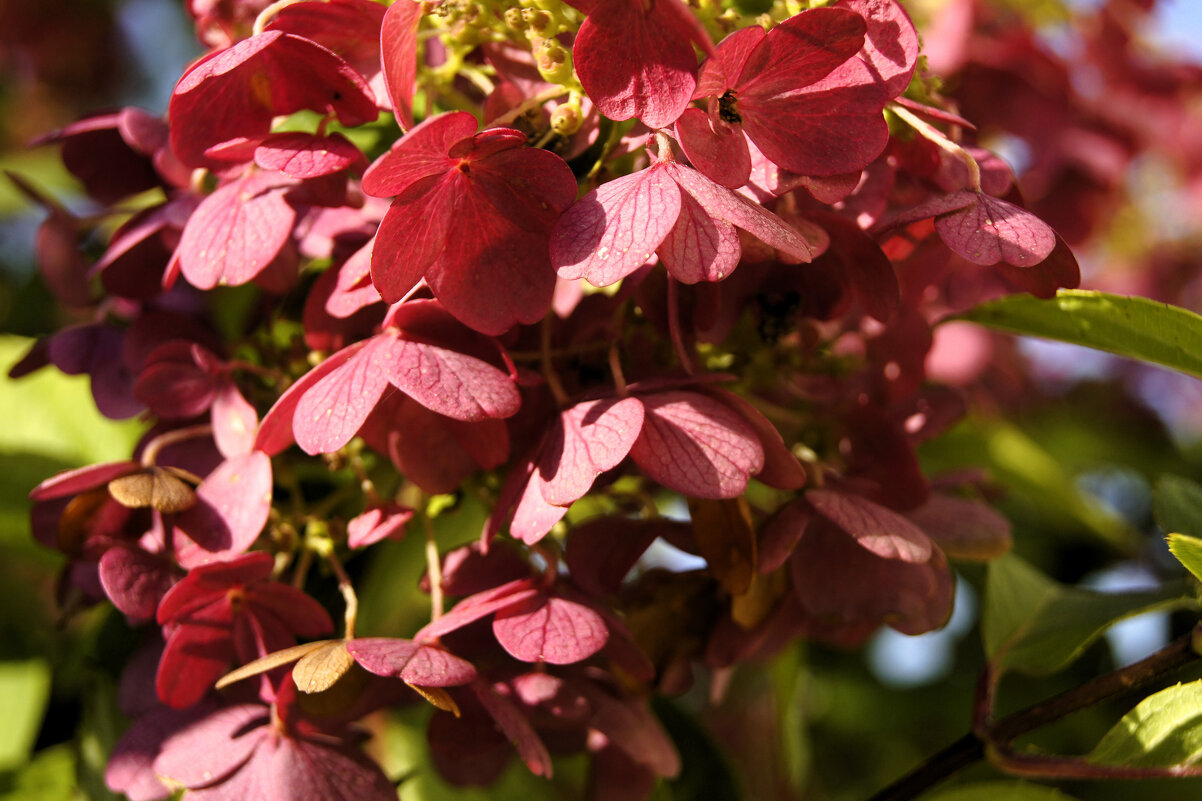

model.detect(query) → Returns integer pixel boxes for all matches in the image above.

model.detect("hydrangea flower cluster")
[16,0,1072,796]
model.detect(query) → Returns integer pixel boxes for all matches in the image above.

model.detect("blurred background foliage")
[5,0,1202,799]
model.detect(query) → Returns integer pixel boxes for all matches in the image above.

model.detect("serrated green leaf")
[1089,680,1202,767]
[956,290,1202,380]
[983,554,1191,675]
[1168,534,1202,584]
[924,780,1079,801]
[0,661,50,771]
[1155,475,1202,539]
[0,744,75,801]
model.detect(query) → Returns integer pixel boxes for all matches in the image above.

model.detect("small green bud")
[504,7,527,29]
[522,8,553,33]
[535,39,573,84]
[550,103,582,136]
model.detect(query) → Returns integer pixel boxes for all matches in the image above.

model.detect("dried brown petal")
[108,467,197,514]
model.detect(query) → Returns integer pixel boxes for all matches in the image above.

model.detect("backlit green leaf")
[0,661,50,770]
[956,290,1202,380]
[1155,475,1202,539]
[1168,534,1202,584]
[983,554,1191,675]
[1089,680,1202,767]
[924,780,1079,801]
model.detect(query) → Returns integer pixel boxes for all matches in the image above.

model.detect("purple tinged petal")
[493,595,609,664]
[630,390,764,499]
[574,682,681,777]
[509,474,570,545]
[263,731,397,801]
[564,517,664,597]
[30,461,138,501]
[537,396,645,506]
[905,494,1012,561]
[551,166,682,287]
[807,488,933,562]
[415,579,542,642]
[152,705,266,789]
[934,193,1057,267]
[294,336,392,454]
[346,638,476,686]
[99,546,177,623]
[665,163,820,263]
[471,681,553,777]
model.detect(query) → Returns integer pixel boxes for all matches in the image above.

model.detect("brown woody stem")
[866,631,1201,801]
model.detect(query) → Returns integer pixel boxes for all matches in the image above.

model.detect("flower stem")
[424,513,444,620]
[889,102,981,192]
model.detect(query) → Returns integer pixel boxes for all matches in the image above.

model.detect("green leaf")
[1155,475,1202,538]
[956,290,1202,380]
[1168,533,1202,583]
[0,661,50,771]
[1089,680,1202,767]
[0,745,75,801]
[923,780,1079,801]
[0,336,142,467]
[983,554,1191,675]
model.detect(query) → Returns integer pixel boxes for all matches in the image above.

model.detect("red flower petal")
[293,335,393,454]
[174,452,273,567]
[656,185,741,283]
[254,132,363,179]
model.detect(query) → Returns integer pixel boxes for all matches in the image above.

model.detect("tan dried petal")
[407,682,460,717]
[108,468,196,514]
[215,640,331,690]
[294,641,355,694]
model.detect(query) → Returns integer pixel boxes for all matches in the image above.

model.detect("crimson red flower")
[569,0,713,129]
[362,111,578,334]
[156,552,333,708]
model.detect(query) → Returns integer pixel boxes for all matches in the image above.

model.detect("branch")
[865,631,1201,801]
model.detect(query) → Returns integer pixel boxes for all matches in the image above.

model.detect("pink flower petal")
[807,488,933,562]
[537,396,645,506]
[656,185,742,283]
[629,390,764,499]
[382,332,521,421]
[174,452,273,566]
[665,162,820,263]
[551,165,682,287]
[470,680,553,777]
[674,107,751,189]
[934,192,1057,267]
[254,132,363,179]
[380,0,423,128]
[153,704,268,787]
[212,380,258,459]
[256,340,368,455]
[346,638,476,686]
[414,579,541,642]
[293,335,393,454]
[177,172,296,290]
[493,595,609,664]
